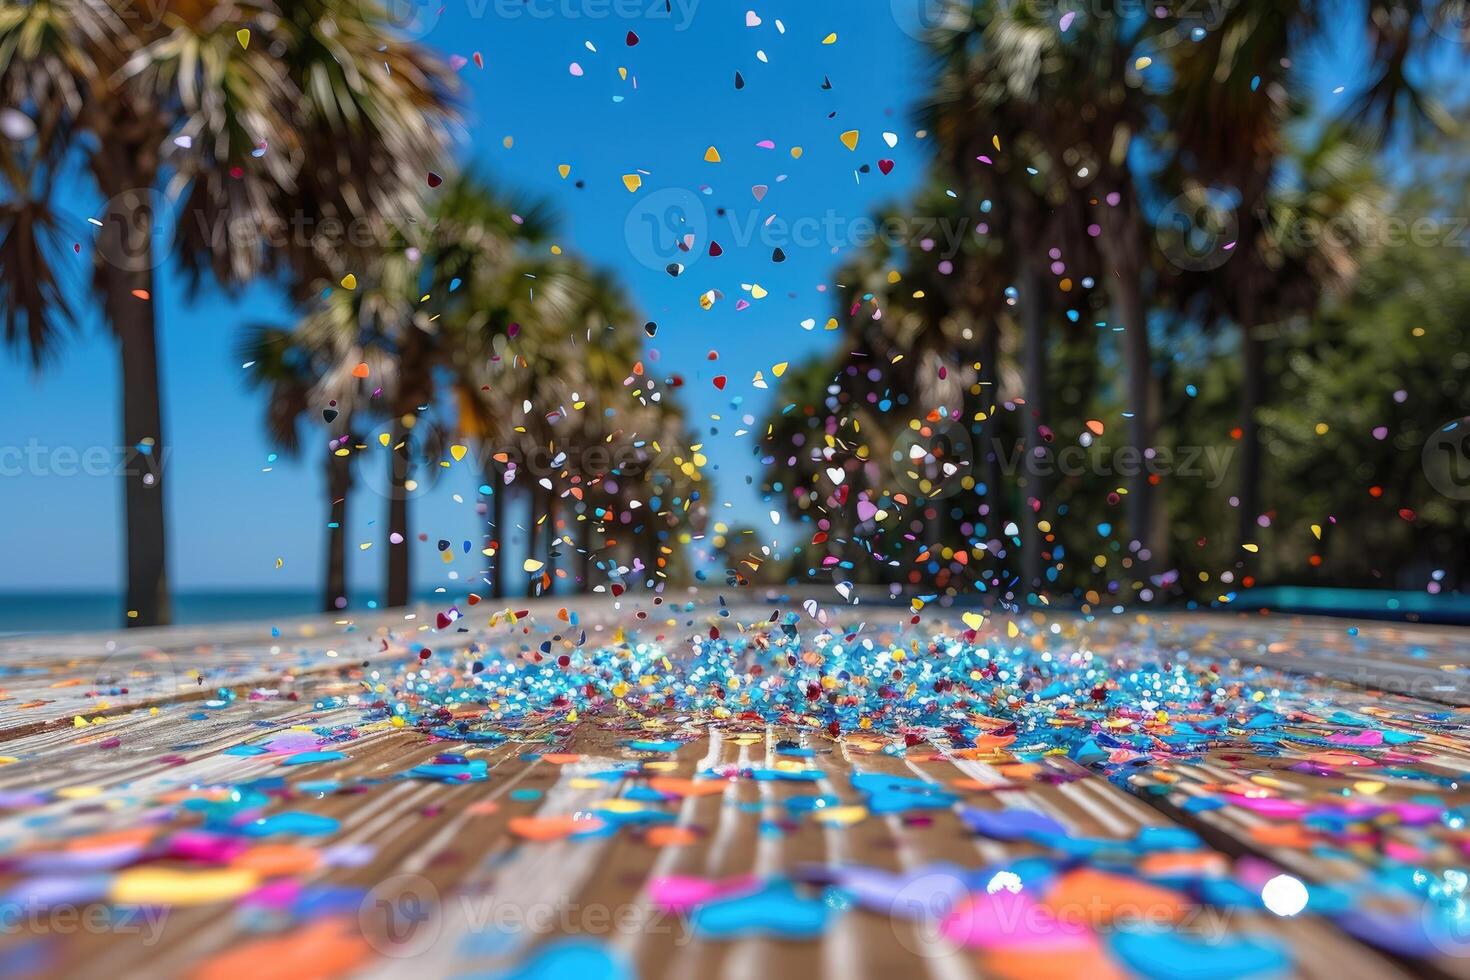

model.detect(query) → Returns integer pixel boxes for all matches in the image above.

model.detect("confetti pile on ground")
[1,600,1469,979]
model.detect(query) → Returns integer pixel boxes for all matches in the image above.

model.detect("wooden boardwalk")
[0,597,1468,979]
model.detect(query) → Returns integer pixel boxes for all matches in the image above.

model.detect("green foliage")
[1256,236,1470,588]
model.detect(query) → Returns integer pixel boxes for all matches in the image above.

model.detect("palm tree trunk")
[489,473,506,600]
[386,420,412,607]
[1115,273,1154,550]
[97,189,171,628]
[1018,255,1047,595]
[545,492,560,595]
[481,458,503,599]
[1238,319,1266,548]
[323,436,351,612]
[1098,194,1167,583]
[525,486,545,598]
[578,516,593,591]
[977,317,1005,537]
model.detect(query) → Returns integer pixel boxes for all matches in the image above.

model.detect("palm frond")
[0,195,73,367]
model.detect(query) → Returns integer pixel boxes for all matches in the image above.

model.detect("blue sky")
[0,1,1418,598]
[0,1,932,593]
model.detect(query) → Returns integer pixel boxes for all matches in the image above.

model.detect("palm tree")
[499,265,640,597]
[540,265,642,592]
[921,6,1109,592]
[916,4,1190,587]
[0,0,457,625]
[448,261,571,599]
[237,325,361,612]
[278,175,554,608]
[1163,0,1454,549]
[426,184,565,599]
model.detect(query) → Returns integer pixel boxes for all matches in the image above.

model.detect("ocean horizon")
[0,590,468,633]
[0,585,1466,635]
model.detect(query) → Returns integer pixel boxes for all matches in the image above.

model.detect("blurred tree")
[0,0,457,624]
[236,325,363,612]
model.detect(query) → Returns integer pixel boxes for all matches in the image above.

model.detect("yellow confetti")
[113,868,259,906]
[236,28,250,49]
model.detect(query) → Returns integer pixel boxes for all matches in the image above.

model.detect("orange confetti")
[1042,869,1191,924]
[1251,824,1318,848]
[507,814,604,840]
[63,827,157,852]
[231,844,321,878]
[1137,851,1229,877]
[981,945,1125,980]
[649,776,729,798]
[646,826,700,847]
[950,778,1014,792]
[190,917,372,980]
